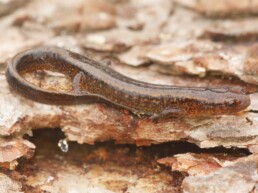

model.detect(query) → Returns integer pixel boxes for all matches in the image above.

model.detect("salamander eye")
[229,86,245,94]
[224,97,238,106]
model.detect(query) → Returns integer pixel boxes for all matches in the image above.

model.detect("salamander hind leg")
[72,72,89,94]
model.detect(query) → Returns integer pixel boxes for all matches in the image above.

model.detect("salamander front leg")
[150,107,184,122]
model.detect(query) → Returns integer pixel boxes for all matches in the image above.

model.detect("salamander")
[5,46,250,117]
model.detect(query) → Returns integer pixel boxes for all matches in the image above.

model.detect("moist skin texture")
[5,46,250,118]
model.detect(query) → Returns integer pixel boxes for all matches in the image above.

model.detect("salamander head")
[213,86,250,115]
[196,87,250,116]
[222,93,250,113]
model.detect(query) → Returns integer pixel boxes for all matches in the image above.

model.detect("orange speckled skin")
[6,46,250,117]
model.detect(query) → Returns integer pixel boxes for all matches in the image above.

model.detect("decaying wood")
[174,0,258,17]
[0,0,257,192]
[181,155,258,193]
